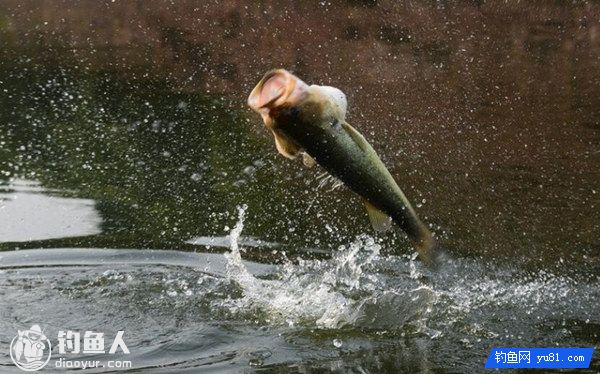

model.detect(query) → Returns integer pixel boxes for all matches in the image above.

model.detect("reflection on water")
[0,47,399,262]
[186,235,280,250]
[0,179,101,242]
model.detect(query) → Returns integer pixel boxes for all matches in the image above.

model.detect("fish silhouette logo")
[10,325,52,371]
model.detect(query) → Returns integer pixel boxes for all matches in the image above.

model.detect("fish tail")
[415,231,448,268]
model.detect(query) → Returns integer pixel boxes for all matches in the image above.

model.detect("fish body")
[248,69,438,263]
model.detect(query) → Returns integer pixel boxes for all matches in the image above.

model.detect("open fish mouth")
[247,69,309,112]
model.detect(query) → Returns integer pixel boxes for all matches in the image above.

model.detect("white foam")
[222,206,436,330]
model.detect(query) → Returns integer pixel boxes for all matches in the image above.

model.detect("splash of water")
[222,206,435,330]
[218,206,600,343]
[224,204,256,286]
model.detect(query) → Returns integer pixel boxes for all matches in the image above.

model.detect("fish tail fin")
[415,234,449,269]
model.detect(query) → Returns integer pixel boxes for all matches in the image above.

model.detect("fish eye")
[281,106,301,118]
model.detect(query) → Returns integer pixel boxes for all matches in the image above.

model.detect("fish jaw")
[247,69,309,128]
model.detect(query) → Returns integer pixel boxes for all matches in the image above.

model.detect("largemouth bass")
[247,69,440,264]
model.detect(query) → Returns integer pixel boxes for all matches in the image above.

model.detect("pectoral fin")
[342,122,370,153]
[363,199,392,232]
[302,152,316,168]
[272,129,301,159]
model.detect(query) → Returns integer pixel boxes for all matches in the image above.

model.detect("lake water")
[0,1,598,372]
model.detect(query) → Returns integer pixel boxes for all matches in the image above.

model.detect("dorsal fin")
[363,199,392,232]
[341,122,370,153]
[272,129,301,159]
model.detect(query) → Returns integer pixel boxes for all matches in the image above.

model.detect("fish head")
[248,69,310,128]
[248,69,347,131]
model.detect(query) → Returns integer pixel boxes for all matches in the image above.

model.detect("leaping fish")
[247,69,442,265]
